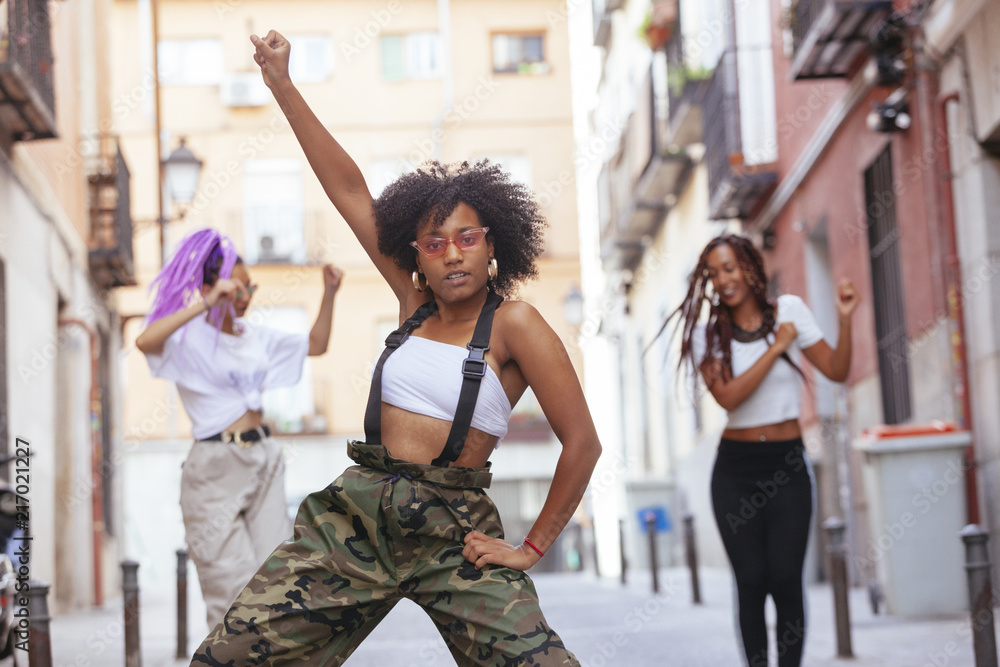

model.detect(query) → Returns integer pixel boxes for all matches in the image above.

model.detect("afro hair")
[372,159,547,297]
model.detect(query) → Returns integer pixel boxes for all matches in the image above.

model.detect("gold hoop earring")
[412,271,426,292]
[488,258,498,280]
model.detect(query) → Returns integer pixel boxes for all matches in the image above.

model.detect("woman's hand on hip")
[250,30,291,89]
[463,530,539,571]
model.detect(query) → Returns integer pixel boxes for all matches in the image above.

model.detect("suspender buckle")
[462,357,488,378]
[384,331,409,348]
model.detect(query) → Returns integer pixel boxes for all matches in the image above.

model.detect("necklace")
[731,319,770,343]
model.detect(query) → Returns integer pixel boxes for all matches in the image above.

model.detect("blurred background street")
[2,0,1000,663]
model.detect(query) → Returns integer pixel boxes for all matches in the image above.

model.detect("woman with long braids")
[666,234,858,667]
[136,228,343,628]
[188,30,601,666]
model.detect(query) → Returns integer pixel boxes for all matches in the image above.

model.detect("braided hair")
[653,234,802,389]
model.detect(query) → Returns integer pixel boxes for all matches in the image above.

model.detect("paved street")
[44,566,994,666]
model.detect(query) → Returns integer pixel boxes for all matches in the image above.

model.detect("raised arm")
[307,264,343,356]
[136,278,242,356]
[801,279,858,383]
[464,303,602,570]
[251,31,411,300]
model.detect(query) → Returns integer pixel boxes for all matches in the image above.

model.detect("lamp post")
[151,0,203,267]
[563,284,585,328]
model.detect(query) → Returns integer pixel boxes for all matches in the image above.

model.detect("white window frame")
[242,159,306,265]
[491,33,549,75]
[157,39,224,86]
[288,34,334,83]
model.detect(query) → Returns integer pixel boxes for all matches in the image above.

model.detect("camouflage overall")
[190,442,580,666]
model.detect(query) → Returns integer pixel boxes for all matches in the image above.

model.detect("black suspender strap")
[432,290,504,467]
[362,299,438,445]
[362,290,504,467]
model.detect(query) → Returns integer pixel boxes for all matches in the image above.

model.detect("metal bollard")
[644,512,659,594]
[176,549,188,659]
[122,560,142,667]
[27,580,52,667]
[823,517,853,658]
[961,524,998,667]
[619,518,627,586]
[683,513,702,604]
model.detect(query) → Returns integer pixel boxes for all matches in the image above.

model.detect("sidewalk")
[47,567,992,666]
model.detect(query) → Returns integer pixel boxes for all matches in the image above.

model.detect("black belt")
[203,425,270,447]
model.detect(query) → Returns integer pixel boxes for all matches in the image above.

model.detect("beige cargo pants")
[180,436,293,628]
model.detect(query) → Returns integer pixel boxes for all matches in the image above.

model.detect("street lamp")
[563,284,585,328]
[163,138,203,205]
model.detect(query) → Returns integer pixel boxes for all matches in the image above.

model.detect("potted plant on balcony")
[639,0,678,51]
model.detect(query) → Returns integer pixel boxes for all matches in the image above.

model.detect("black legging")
[711,437,813,667]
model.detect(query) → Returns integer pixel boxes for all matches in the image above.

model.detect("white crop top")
[145,315,309,440]
[381,336,512,439]
[692,294,825,429]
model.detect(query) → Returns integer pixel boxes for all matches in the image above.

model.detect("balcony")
[704,50,777,220]
[789,0,894,80]
[664,15,711,147]
[592,0,623,48]
[0,0,57,141]
[88,139,135,290]
[598,67,693,272]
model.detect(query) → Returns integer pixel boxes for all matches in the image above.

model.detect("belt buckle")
[223,430,253,448]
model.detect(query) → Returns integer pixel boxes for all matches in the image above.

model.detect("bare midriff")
[721,418,802,443]
[224,409,264,434]
[381,403,499,468]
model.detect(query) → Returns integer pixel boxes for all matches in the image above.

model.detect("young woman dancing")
[136,228,343,628]
[666,234,858,667]
[188,30,601,666]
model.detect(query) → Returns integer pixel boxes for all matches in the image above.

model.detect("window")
[473,154,531,190]
[260,307,314,434]
[492,33,548,75]
[242,159,306,265]
[158,39,224,85]
[865,146,911,424]
[288,34,333,83]
[381,32,441,81]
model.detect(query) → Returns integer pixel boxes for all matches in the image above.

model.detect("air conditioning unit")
[220,73,270,108]
[257,234,291,263]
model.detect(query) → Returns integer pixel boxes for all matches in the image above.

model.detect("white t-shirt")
[145,315,310,440]
[692,294,825,429]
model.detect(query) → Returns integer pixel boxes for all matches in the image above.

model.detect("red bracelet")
[523,537,544,558]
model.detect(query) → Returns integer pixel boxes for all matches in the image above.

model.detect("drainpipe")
[935,91,979,525]
[57,318,104,606]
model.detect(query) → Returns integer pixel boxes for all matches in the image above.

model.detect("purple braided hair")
[146,228,240,325]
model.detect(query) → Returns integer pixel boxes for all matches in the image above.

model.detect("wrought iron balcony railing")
[0,0,56,140]
[789,0,893,80]
[88,138,135,289]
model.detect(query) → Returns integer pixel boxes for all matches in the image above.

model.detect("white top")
[381,336,512,439]
[145,315,310,440]
[692,294,825,429]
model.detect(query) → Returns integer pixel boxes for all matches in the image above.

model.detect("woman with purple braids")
[135,227,343,628]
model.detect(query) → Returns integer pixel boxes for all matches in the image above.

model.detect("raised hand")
[204,278,244,308]
[836,279,859,319]
[322,264,344,294]
[250,30,291,89]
